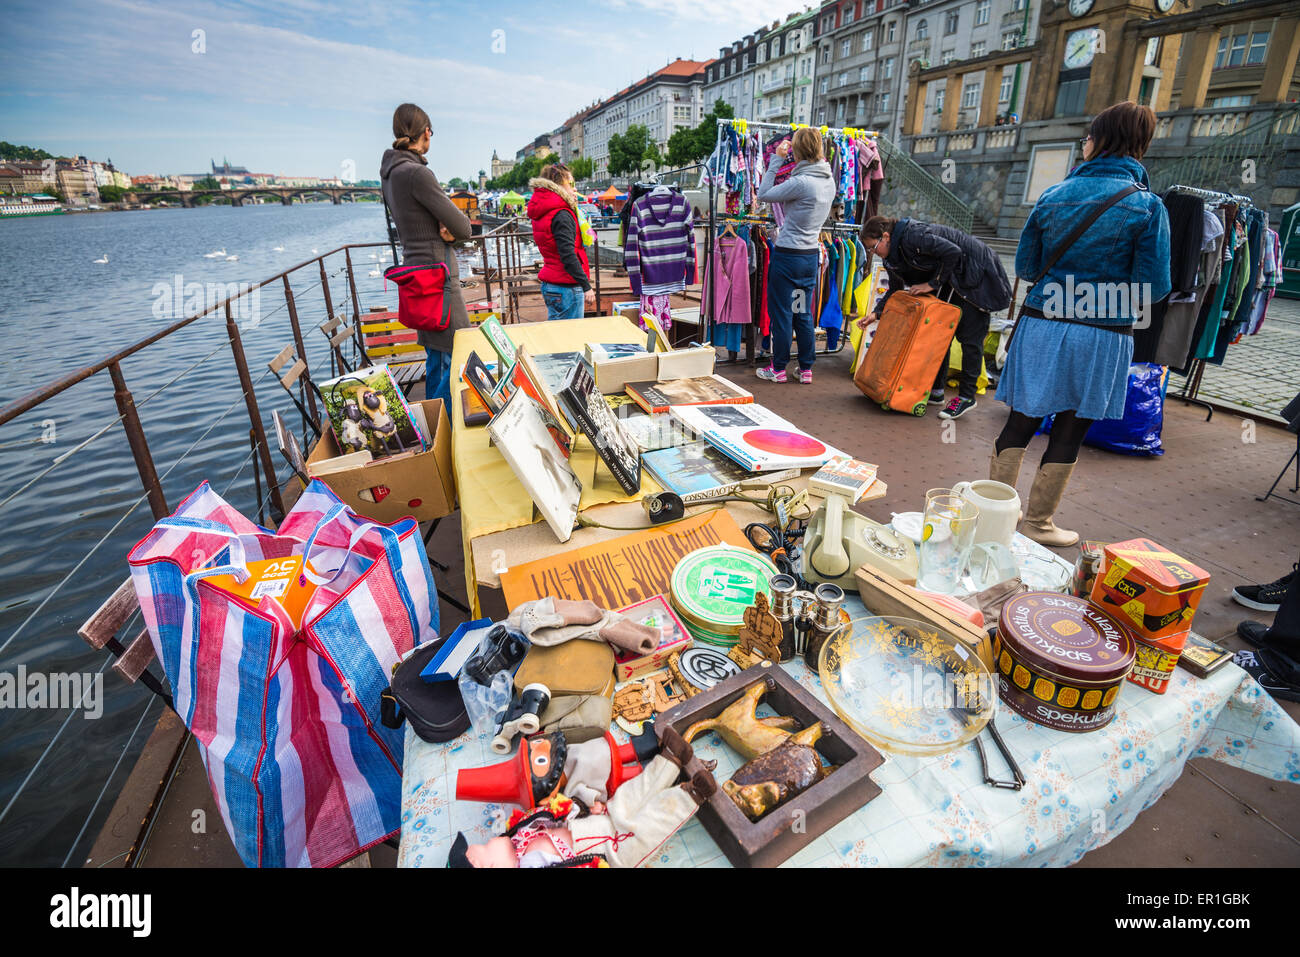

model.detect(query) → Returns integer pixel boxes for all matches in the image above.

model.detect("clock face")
[1064,27,1101,68]
[1068,0,1095,16]
[1155,0,1175,10]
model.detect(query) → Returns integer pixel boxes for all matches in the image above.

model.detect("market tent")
[598,185,620,201]
[499,191,526,206]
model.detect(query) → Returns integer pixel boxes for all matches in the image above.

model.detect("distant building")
[582,57,715,178]
[560,105,597,165]
[0,160,56,195]
[56,159,99,206]
[752,10,818,127]
[703,27,769,121]
[490,150,516,180]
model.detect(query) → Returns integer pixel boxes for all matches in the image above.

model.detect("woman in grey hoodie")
[755,127,836,384]
[380,103,473,412]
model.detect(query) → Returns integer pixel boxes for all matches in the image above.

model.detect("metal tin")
[1090,538,1210,643]
[1128,628,1189,695]
[669,545,778,639]
[995,592,1135,733]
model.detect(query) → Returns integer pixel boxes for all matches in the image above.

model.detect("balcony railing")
[757,99,791,120]
[760,74,794,94]
[1001,8,1028,28]
[906,124,1020,154]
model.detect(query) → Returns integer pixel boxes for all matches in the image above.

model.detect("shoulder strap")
[1030,183,1143,283]
[381,188,401,263]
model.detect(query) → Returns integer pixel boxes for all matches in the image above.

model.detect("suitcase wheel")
[880,401,891,411]
[912,403,927,416]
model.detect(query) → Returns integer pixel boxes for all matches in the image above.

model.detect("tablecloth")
[397,592,1300,868]
[449,317,661,615]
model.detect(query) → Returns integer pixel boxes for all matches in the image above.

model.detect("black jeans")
[933,292,990,399]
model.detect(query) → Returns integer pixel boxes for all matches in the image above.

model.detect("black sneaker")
[939,396,978,420]
[1232,648,1300,703]
[927,388,947,405]
[1237,620,1271,648]
[1232,565,1296,612]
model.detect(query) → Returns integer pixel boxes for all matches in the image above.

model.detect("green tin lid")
[670,545,777,635]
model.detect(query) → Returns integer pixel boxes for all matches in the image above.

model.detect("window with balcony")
[1002,32,1019,50]
[999,73,1012,102]
[945,11,959,35]
[917,19,929,40]
[971,41,986,58]
[962,82,980,109]
[976,1,990,26]
[823,48,832,65]
[883,57,895,79]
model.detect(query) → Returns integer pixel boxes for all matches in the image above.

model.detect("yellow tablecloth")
[450,317,661,614]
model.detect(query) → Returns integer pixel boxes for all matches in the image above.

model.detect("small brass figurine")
[728,592,784,670]
[682,682,823,761]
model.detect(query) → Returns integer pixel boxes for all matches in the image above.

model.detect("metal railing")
[1148,104,1300,196]
[876,130,975,232]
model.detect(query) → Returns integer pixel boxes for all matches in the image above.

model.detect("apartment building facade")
[752,10,819,126]
[582,58,712,177]
[702,28,768,119]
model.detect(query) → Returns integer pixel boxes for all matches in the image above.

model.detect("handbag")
[382,191,451,333]
[127,479,440,867]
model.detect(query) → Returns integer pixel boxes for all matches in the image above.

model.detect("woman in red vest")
[527,163,592,320]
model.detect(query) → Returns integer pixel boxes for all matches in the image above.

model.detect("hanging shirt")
[625,189,696,297]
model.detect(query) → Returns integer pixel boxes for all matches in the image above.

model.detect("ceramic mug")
[952,479,1021,547]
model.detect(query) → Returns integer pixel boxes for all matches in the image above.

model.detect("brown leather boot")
[1021,461,1079,547]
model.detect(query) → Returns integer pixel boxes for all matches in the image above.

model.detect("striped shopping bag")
[127,479,439,867]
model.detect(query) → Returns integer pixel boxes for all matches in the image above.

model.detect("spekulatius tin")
[995,592,1136,733]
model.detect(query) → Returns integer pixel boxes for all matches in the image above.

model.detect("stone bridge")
[126,186,382,208]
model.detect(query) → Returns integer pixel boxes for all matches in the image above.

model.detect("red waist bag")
[384,262,449,332]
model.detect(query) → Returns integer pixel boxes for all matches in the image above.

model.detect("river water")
[0,202,426,866]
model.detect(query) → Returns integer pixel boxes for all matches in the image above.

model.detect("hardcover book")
[317,364,427,459]
[492,351,573,457]
[624,375,752,415]
[809,455,879,502]
[487,389,583,543]
[461,351,501,418]
[556,361,642,495]
[586,342,648,362]
[642,441,797,503]
[479,315,518,368]
[668,403,839,472]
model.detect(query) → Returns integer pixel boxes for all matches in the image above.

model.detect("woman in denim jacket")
[991,102,1171,546]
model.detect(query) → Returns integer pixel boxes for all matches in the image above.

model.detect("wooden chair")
[80,580,172,709]
[267,342,323,440]
[318,314,359,378]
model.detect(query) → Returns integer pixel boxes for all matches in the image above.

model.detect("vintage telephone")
[804,492,918,590]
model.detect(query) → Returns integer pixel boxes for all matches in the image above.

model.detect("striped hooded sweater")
[624,189,696,297]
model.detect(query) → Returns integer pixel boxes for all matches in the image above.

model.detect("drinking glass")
[917,489,979,594]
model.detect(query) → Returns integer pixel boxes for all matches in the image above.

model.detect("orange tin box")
[1089,538,1210,643]
[1127,628,1190,695]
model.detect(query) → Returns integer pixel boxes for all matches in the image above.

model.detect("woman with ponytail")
[380,103,473,411]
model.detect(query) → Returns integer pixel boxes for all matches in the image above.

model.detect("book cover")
[668,402,840,472]
[809,455,879,502]
[642,441,794,502]
[487,389,583,543]
[317,364,427,459]
[586,342,647,362]
[556,361,642,496]
[492,355,573,457]
[625,375,753,415]
[460,388,491,427]
[479,315,517,368]
[461,351,501,418]
[620,412,691,452]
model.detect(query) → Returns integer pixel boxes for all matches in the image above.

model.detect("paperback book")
[317,364,427,459]
[809,455,879,502]
[487,389,583,543]
[668,403,839,472]
[556,361,642,495]
[624,375,752,415]
[642,441,797,503]
[479,315,518,368]
[461,351,501,418]
[586,342,648,362]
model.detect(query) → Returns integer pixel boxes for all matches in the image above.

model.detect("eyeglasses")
[1080,133,1092,147]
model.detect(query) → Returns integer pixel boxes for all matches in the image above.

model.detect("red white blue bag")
[384,262,450,332]
[127,479,439,867]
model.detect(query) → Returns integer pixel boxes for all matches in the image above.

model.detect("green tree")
[666,99,735,167]
[447,176,469,190]
[97,184,128,203]
[569,156,594,181]
[0,142,53,162]
[608,124,655,178]
[541,153,560,167]
[194,176,221,190]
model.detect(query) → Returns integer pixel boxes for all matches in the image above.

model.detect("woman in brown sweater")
[380,103,473,411]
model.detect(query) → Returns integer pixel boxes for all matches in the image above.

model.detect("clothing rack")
[706,118,880,361]
[1163,184,1254,422]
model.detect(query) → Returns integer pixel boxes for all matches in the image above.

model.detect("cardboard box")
[306,398,455,524]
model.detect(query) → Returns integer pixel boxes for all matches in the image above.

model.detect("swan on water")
[93,254,109,264]
[204,248,226,258]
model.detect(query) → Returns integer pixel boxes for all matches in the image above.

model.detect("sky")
[0,0,805,182]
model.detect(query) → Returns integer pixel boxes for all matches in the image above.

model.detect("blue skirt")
[994,314,1133,420]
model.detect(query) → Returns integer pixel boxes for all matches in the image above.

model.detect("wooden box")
[854,565,995,670]
[655,662,884,868]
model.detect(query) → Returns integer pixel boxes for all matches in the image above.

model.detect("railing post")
[281,275,318,422]
[108,361,170,520]
[225,303,285,519]
[345,248,362,326]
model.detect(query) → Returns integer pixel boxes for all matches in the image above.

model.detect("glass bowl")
[818,616,997,757]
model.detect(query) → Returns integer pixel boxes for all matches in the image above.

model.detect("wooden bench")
[79,580,172,708]
[359,308,426,393]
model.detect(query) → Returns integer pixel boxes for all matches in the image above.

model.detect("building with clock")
[899,0,1299,236]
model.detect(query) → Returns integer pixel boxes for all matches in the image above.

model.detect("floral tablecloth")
[398,599,1300,868]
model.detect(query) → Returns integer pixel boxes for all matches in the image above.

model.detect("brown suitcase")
[853,291,960,416]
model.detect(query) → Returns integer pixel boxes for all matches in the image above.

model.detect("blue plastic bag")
[1041,364,1165,456]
